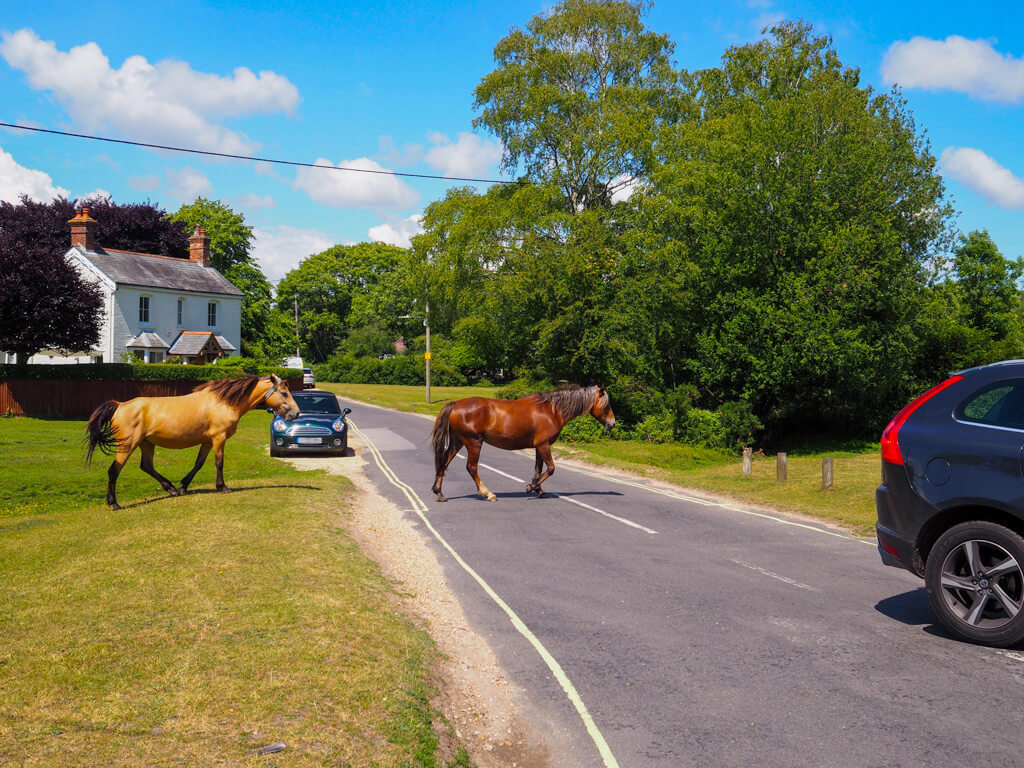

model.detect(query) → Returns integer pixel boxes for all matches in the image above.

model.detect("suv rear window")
[956,379,1024,429]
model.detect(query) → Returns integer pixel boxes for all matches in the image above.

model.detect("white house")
[3,209,244,365]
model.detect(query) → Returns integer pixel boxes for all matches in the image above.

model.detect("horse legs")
[464,439,497,502]
[106,452,129,510]
[212,435,230,492]
[139,441,180,498]
[180,443,212,493]
[528,443,556,498]
[431,442,462,502]
[526,450,544,494]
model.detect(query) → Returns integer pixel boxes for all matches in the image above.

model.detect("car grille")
[289,425,332,436]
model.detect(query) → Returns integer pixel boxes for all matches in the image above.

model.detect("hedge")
[0,363,300,382]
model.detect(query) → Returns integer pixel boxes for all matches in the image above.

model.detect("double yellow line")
[349,419,621,768]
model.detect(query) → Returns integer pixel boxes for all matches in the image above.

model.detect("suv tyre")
[925,521,1024,647]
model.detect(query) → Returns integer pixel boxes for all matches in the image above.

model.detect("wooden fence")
[0,377,303,419]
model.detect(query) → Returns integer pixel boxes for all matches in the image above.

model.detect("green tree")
[635,21,954,435]
[474,0,685,210]
[169,197,255,272]
[169,198,275,356]
[274,242,410,363]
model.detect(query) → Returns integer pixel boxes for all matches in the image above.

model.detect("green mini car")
[269,391,350,457]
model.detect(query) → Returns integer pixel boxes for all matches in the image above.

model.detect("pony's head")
[265,374,300,421]
[590,386,615,430]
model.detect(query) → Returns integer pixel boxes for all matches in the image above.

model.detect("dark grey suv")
[877,360,1024,647]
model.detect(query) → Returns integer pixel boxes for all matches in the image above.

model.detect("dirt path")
[286,440,555,768]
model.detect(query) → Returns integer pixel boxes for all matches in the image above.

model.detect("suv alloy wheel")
[924,521,1024,647]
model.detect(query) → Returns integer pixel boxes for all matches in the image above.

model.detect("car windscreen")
[292,394,340,414]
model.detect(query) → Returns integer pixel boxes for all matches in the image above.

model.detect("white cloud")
[940,146,1024,209]
[252,225,336,282]
[230,193,276,210]
[425,132,503,178]
[166,166,213,202]
[882,36,1024,102]
[369,214,424,248]
[76,188,111,203]
[0,145,68,202]
[293,157,418,210]
[127,174,161,191]
[378,135,424,167]
[0,29,300,153]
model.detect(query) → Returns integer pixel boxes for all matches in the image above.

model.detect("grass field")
[320,383,881,536]
[0,412,469,767]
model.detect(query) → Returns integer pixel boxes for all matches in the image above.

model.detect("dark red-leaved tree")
[0,195,190,364]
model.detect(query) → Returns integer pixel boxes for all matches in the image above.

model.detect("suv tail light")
[880,376,963,465]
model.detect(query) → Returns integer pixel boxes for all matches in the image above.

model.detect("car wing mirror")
[266,407,275,414]
[343,408,352,415]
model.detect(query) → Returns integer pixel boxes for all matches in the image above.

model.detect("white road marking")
[349,419,621,768]
[731,559,819,591]
[475,460,658,535]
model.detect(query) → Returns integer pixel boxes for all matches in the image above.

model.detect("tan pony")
[85,374,299,509]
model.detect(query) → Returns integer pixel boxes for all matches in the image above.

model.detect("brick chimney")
[69,208,97,250]
[189,227,211,267]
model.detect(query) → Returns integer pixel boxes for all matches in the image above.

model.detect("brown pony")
[430,385,615,502]
[85,374,300,509]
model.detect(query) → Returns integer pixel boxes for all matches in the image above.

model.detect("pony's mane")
[193,375,263,409]
[525,386,595,421]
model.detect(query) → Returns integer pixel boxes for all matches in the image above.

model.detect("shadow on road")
[875,587,961,641]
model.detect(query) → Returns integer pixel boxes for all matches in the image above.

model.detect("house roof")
[73,246,243,297]
[126,332,170,350]
[169,331,231,356]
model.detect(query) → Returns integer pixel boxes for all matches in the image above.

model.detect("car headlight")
[273,419,287,432]
[332,419,346,432]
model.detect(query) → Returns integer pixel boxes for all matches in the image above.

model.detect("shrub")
[633,412,674,443]
[558,416,607,443]
[718,400,763,452]
[496,376,552,400]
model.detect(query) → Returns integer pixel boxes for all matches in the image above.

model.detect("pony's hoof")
[167,488,180,497]
[110,503,122,510]
[525,484,535,494]
[486,493,498,502]
[436,494,447,503]
[537,491,549,499]
[218,486,231,493]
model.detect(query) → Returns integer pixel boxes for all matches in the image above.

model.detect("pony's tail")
[84,400,120,465]
[431,402,459,476]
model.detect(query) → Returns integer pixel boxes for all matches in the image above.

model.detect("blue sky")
[1,0,1022,281]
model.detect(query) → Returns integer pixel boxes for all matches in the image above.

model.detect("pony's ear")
[271,373,281,385]
[597,386,606,394]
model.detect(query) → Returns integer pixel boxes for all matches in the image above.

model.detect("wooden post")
[776,452,787,482]
[822,457,834,490]
[742,447,752,477]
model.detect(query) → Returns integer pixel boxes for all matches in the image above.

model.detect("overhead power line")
[0,121,516,185]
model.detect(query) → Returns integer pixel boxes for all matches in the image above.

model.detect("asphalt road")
[339,397,1024,768]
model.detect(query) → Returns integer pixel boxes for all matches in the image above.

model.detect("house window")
[149,351,164,364]
[176,298,184,326]
[207,302,217,327]
[139,296,150,323]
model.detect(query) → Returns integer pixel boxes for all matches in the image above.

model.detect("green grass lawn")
[0,413,469,767]
[322,383,881,536]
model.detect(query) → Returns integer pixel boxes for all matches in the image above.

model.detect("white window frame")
[176,298,184,326]
[139,295,151,324]
[207,301,218,328]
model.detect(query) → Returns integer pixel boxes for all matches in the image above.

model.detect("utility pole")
[294,297,300,360]
[424,301,431,405]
